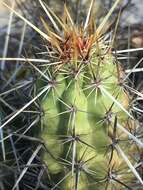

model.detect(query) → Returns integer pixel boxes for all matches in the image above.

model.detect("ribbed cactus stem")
[39,44,138,189]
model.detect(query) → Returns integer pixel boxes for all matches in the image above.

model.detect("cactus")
[1,0,143,189]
